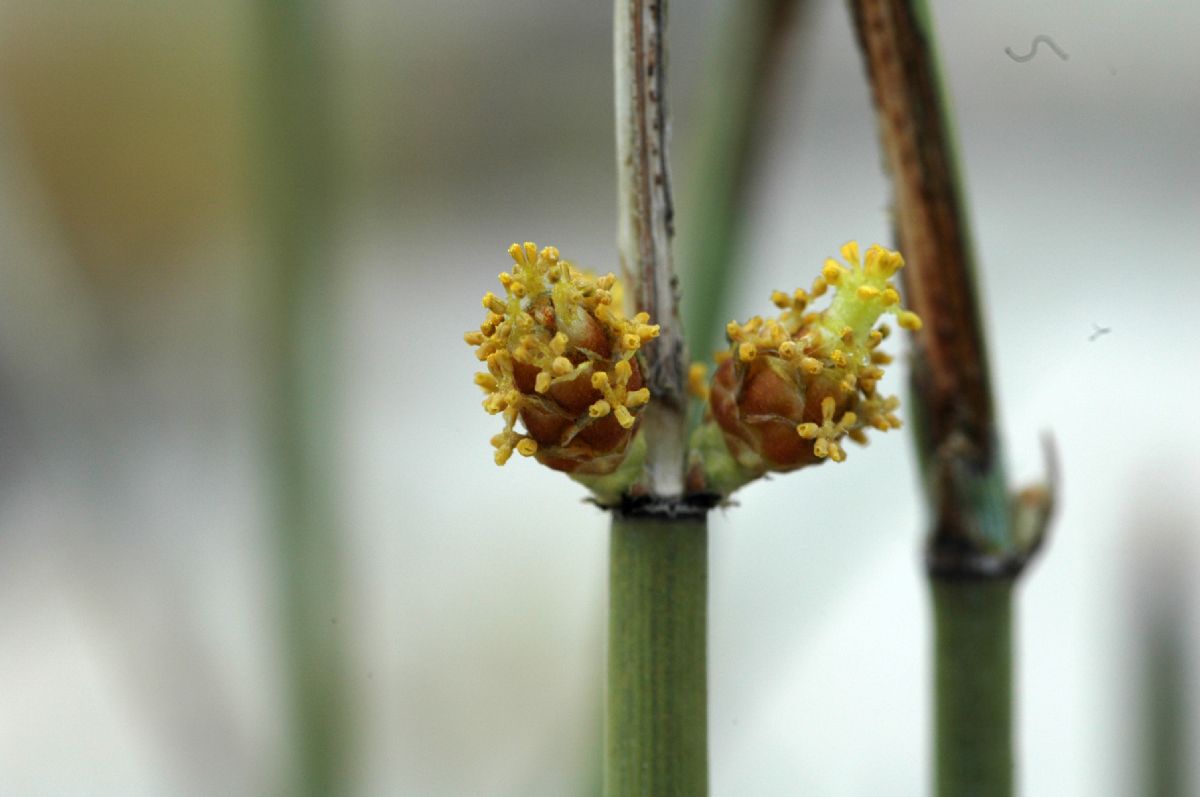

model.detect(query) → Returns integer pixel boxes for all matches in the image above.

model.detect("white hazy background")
[0,1,1197,795]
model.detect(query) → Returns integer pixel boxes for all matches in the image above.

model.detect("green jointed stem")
[606,517,709,797]
[932,580,1014,797]
[849,2,1054,795]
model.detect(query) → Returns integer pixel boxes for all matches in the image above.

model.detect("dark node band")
[611,492,722,522]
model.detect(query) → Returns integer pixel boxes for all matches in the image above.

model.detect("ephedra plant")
[463,1,1054,795]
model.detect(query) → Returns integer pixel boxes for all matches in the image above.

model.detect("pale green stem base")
[932,579,1014,797]
[606,517,709,797]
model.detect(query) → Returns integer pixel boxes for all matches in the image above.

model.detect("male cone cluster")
[465,242,660,476]
[704,241,921,479]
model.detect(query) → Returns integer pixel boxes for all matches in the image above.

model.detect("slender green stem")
[606,516,709,797]
[932,579,1014,797]
[253,2,345,794]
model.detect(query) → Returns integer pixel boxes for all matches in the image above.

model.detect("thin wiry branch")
[615,0,688,498]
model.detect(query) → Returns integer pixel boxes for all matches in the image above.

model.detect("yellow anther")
[840,240,861,265]
[725,320,742,341]
[792,289,809,307]
[592,372,610,389]
[829,443,846,462]
[688,363,709,399]
[857,285,880,300]
[633,312,650,324]
[814,438,830,458]
[535,372,552,393]
[516,438,538,457]
[830,349,848,367]
[638,324,661,340]
[523,241,538,262]
[881,249,904,273]
[498,272,514,288]
[621,333,641,351]
[882,288,901,306]
[841,411,858,427]
[811,276,828,297]
[550,332,569,355]
[821,396,836,419]
[515,311,534,329]
[614,360,633,381]
[464,331,486,346]
[597,273,616,290]
[541,246,560,264]
[796,423,818,439]
[778,340,798,359]
[841,326,855,344]
[864,245,885,275]
[614,405,635,429]
[507,243,524,263]
[551,356,573,376]
[898,311,923,331]
[871,351,893,365]
[494,447,514,466]
[822,260,844,284]
[738,343,758,362]
[589,400,612,418]
[475,373,499,391]
[848,428,869,445]
[771,290,791,309]
[800,357,823,375]
[510,281,527,298]
[626,388,651,407]
[483,292,506,313]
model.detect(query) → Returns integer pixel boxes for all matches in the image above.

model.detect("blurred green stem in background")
[607,517,708,797]
[252,1,347,794]
[848,2,1055,795]
[680,0,801,366]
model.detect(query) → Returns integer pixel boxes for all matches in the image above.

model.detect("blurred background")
[0,0,1197,794]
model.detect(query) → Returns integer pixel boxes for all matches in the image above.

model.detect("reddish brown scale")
[577,412,640,451]
[572,314,612,358]
[547,366,597,414]
[710,357,856,472]
[519,400,572,446]
[507,311,646,473]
